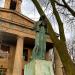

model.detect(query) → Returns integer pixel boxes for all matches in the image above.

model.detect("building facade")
[0,0,64,75]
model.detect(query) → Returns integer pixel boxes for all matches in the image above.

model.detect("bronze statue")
[32,15,47,59]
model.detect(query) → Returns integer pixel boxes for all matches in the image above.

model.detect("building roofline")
[0,7,35,24]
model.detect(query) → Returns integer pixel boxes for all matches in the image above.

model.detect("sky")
[0,0,5,7]
[21,0,40,21]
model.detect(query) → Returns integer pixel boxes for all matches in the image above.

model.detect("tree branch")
[62,0,75,17]
[55,0,75,17]
[50,0,66,42]
[55,1,66,7]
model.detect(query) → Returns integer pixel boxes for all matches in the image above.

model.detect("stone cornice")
[0,7,35,24]
[0,17,33,30]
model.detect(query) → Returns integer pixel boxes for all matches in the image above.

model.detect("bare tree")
[31,0,75,75]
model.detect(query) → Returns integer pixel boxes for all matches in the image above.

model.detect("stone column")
[4,0,11,9]
[16,0,22,12]
[12,36,24,75]
[54,48,63,75]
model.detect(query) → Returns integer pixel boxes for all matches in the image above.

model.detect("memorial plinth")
[24,59,54,75]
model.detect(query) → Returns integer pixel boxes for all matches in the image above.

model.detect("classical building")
[0,0,64,75]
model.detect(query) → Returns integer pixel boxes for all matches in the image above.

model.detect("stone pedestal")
[24,60,54,75]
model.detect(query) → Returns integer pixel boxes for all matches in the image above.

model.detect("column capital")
[17,35,24,39]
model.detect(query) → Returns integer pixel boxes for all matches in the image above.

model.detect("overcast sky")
[21,0,40,21]
[0,0,5,7]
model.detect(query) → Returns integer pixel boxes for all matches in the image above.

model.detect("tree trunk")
[32,0,75,75]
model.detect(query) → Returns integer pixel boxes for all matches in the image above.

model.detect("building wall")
[0,45,16,75]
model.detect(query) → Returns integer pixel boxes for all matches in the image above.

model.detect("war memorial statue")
[24,16,54,75]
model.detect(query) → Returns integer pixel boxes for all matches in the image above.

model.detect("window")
[1,44,10,52]
[23,49,28,61]
[0,44,10,58]
[10,0,16,10]
[0,68,7,75]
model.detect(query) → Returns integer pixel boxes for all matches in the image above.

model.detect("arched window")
[0,43,10,59]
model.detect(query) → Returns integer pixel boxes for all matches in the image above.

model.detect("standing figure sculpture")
[32,16,47,59]
[24,15,54,75]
